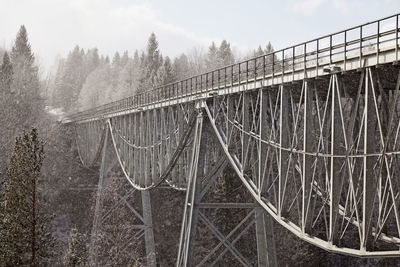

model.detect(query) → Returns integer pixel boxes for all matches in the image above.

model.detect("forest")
[0,25,398,266]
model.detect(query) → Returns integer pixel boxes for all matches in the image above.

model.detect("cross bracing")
[65,13,400,266]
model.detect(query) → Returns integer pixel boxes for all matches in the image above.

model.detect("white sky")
[1,0,400,74]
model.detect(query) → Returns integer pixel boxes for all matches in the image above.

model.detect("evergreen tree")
[146,32,161,73]
[9,25,42,125]
[205,42,218,70]
[264,41,275,71]
[112,52,121,67]
[10,25,40,98]
[52,46,85,111]
[64,227,88,267]
[254,45,264,57]
[156,56,175,86]
[173,53,190,80]
[120,51,129,67]
[118,57,140,99]
[0,129,54,266]
[138,33,162,92]
[84,48,100,76]
[265,41,274,53]
[51,58,65,107]
[78,64,111,110]
[0,52,13,93]
[0,51,14,178]
[218,40,234,66]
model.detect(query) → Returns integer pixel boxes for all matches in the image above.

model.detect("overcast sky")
[1,0,400,74]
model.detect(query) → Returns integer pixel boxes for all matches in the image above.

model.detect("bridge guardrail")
[65,13,400,123]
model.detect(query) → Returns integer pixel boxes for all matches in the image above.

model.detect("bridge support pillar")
[176,109,205,267]
[141,190,156,266]
[177,107,277,266]
[255,208,277,267]
[89,126,111,265]
[88,123,157,266]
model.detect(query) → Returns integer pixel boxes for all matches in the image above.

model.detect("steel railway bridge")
[64,13,400,266]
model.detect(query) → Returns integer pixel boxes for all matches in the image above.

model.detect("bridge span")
[65,13,400,266]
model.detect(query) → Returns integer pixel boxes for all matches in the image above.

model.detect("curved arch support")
[75,120,106,167]
[204,69,400,257]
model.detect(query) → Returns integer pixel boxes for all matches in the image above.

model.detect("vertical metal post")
[279,85,289,218]
[263,55,266,79]
[360,26,363,68]
[302,80,313,233]
[377,22,380,65]
[344,31,347,71]
[242,92,250,173]
[255,208,277,267]
[316,39,319,77]
[292,46,295,81]
[246,61,249,83]
[396,15,399,62]
[257,88,278,266]
[89,124,109,265]
[329,74,342,245]
[177,108,205,267]
[362,68,375,251]
[329,35,332,65]
[141,190,157,266]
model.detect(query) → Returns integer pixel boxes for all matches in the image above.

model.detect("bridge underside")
[68,15,400,265]
[74,64,400,262]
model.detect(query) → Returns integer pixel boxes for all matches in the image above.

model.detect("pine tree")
[138,33,162,93]
[64,227,88,267]
[84,48,100,75]
[146,32,161,73]
[0,128,54,266]
[205,42,218,70]
[10,25,39,98]
[264,41,276,71]
[254,45,264,57]
[52,46,85,111]
[218,40,234,66]
[0,51,14,183]
[120,51,129,67]
[173,53,190,80]
[112,52,121,67]
[265,41,274,54]
[9,25,42,127]
[0,52,13,93]
[156,56,176,87]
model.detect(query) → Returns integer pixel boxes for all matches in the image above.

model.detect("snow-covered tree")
[0,129,54,266]
[64,227,88,267]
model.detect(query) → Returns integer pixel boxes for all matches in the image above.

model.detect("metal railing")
[66,13,400,122]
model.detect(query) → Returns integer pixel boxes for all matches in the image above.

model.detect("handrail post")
[218,69,220,89]
[263,55,266,79]
[377,21,380,65]
[360,26,363,68]
[344,31,347,71]
[330,35,332,65]
[397,15,399,62]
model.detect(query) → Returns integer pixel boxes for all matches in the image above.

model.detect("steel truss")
[88,126,156,266]
[74,66,400,263]
[176,107,277,266]
[204,67,400,257]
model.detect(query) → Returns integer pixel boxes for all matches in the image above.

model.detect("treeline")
[49,33,275,112]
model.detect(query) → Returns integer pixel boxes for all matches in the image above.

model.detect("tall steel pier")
[65,14,400,266]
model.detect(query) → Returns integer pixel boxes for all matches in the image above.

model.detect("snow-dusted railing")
[65,13,400,123]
